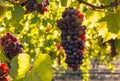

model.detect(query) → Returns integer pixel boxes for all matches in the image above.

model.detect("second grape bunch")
[21,0,49,14]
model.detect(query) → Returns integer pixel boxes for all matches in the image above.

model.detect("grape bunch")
[21,0,49,14]
[57,8,86,71]
[0,63,8,80]
[0,32,23,60]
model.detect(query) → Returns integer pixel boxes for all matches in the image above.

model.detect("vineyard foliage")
[0,0,120,81]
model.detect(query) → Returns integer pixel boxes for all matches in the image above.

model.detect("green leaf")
[117,4,120,11]
[99,12,120,34]
[97,22,117,42]
[31,14,40,24]
[0,52,9,62]
[97,22,108,36]
[84,10,103,26]
[115,39,120,50]
[98,0,114,4]
[10,54,30,78]
[23,54,53,81]
[17,54,31,76]
[61,0,67,7]
[36,0,43,4]
[98,11,120,41]
[11,21,23,33]
[11,5,25,21]
[0,0,3,4]
[103,32,117,42]
[10,56,19,78]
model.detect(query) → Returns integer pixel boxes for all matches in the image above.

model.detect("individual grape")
[79,45,84,50]
[66,35,71,42]
[0,32,23,60]
[76,18,82,25]
[33,3,38,10]
[0,63,8,78]
[78,30,84,36]
[65,50,72,55]
[57,25,65,30]
[67,30,74,36]
[72,48,78,52]
[68,45,73,50]
[69,40,75,45]
[71,21,77,27]
[57,7,86,71]
[80,25,86,30]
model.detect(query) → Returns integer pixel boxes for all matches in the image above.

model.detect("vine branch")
[77,0,119,10]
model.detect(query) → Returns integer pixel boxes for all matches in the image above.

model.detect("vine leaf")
[97,22,108,36]
[0,52,9,62]
[11,5,25,21]
[61,0,67,7]
[103,32,117,42]
[115,39,120,50]
[36,0,43,4]
[99,12,120,34]
[10,54,31,79]
[22,54,53,81]
[0,0,3,4]
[31,14,40,24]
[98,0,113,5]
[98,11,120,42]
[0,43,9,62]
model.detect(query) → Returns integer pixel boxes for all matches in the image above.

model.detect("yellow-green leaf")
[10,54,31,78]
[23,54,53,81]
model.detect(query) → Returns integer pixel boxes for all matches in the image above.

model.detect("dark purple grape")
[71,64,76,67]
[79,45,84,50]
[10,42,16,48]
[74,43,79,48]
[69,40,74,45]
[65,50,72,55]
[68,45,73,50]
[73,35,78,40]
[76,55,79,59]
[37,4,44,14]
[21,1,27,6]
[68,55,75,59]
[65,59,69,63]
[69,9,74,16]
[69,59,75,64]
[67,30,74,35]
[26,5,34,12]
[62,12,67,18]
[80,25,86,30]
[71,21,77,27]
[62,39,67,44]
[75,60,79,64]
[72,48,77,52]
[58,25,65,30]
